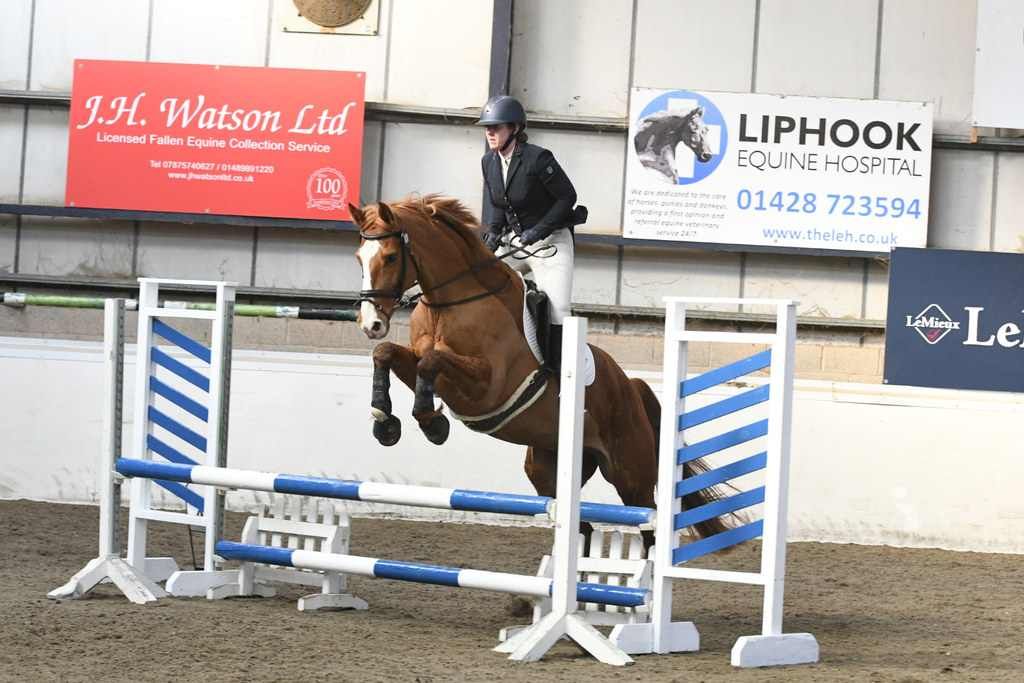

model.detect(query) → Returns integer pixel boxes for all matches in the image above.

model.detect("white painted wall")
[756,0,878,99]
[1,0,1020,331]
[3,334,1022,554]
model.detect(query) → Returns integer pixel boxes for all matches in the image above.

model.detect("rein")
[358,225,553,311]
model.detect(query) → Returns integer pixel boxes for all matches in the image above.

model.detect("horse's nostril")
[371,321,383,333]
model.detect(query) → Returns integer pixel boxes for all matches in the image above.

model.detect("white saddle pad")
[520,274,595,386]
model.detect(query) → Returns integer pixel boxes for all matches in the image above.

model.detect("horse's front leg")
[370,342,418,447]
[412,348,492,445]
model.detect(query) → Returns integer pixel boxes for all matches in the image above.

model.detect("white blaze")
[357,239,382,335]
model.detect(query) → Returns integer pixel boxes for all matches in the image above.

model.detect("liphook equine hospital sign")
[624,88,933,252]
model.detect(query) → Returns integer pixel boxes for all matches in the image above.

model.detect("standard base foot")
[165,570,237,597]
[143,556,180,582]
[608,621,700,655]
[495,613,633,666]
[731,633,819,668]
[206,579,277,600]
[48,556,168,605]
[298,593,369,612]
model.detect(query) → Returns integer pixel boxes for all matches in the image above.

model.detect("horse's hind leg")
[524,446,600,554]
[370,342,418,446]
[592,453,658,554]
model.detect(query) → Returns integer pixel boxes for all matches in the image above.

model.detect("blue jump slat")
[150,376,209,422]
[673,520,765,564]
[152,319,212,363]
[574,582,648,608]
[674,486,766,529]
[153,478,205,512]
[681,350,771,397]
[151,347,210,392]
[578,501,655,526]
[375,560,462,587]
[148,406,208,453]
[449,489,551,517]
[678,385,770,431]
[678,419,769,464]
[216,541,294,566]
[676,452,768,497]
[273,474,363,500]
[117,458,194,482]
[147,434,199,466]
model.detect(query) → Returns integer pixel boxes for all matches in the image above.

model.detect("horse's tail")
[630,378,731,540]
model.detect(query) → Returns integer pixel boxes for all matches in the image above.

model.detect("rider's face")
[484,124,515,152]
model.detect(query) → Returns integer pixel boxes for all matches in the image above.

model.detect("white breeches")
[498,228,574,324]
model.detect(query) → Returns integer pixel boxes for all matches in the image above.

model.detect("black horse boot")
[546,324,563,373]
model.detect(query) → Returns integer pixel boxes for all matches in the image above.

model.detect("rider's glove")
[518,228,545,246]
[482,230,502,252]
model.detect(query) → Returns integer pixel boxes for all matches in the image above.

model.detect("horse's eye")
[385,254,398,264]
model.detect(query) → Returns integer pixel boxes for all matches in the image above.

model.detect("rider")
[477,94,584,371]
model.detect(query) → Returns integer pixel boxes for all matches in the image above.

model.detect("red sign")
[65,60,364,221]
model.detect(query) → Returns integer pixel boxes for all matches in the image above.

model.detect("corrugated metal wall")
[1,0,1018,324]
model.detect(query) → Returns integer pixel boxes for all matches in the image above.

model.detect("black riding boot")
[546,324,563,373]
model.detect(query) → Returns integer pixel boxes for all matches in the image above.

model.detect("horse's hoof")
[422,414,450,445]
[372,414,402,446]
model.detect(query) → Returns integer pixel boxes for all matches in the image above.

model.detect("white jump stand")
[208,498,367,612]
[47,299,169,605]
[499,528,651,642]
[608,298,819,668]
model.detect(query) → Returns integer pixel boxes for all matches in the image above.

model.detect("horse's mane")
[389,194,497,263]
[383,195,519,321]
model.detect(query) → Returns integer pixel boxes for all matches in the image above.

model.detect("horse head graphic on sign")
[633,91,727,185]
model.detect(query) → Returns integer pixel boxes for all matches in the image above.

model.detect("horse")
[634,105,714,182]
[350,194,728,549]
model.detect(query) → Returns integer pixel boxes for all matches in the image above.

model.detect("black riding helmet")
[476,95,527,128]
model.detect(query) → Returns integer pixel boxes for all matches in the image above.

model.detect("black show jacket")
[481,142,577,241]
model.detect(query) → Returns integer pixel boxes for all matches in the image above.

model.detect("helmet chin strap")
[499,125,519,153]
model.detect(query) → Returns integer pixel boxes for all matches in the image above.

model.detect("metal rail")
[1,287,886,330]
[3,291,357,321]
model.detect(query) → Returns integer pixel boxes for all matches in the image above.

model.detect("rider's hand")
[483,230,502,252]
[518,228,544,246]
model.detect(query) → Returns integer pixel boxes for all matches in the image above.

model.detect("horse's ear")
[694,106,705,116]
[348,203,365,226]
[377,201,395,225]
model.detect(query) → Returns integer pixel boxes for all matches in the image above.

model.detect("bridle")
[357,224,552,312]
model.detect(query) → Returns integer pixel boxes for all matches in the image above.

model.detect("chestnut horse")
[350,195,726,548]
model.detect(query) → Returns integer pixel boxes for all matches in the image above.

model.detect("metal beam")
[0,202,354,232]
[488,0,514,97]
[4,88,1024,149]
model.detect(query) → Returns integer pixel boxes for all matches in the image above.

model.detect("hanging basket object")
[292,0,374,28]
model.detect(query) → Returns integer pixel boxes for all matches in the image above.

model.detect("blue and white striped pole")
[214,540,647,608]
[114,458,655,527]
